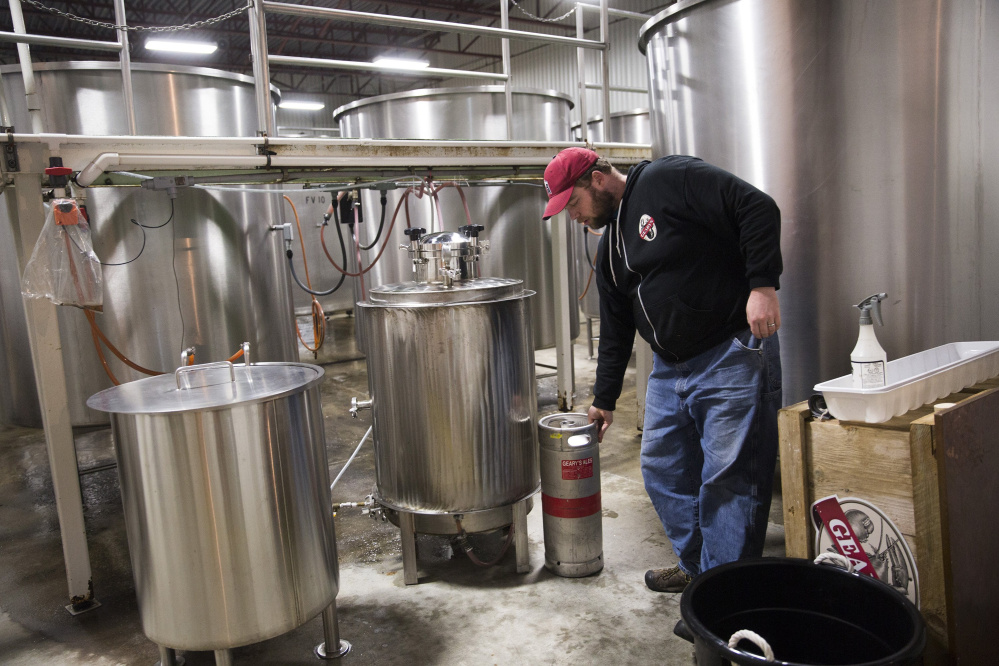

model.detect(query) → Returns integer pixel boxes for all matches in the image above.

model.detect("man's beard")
[585,187,617,230]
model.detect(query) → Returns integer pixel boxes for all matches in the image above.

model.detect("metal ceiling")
[0,0,590,98]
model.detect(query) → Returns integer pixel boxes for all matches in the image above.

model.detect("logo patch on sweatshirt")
[639,214,657,241]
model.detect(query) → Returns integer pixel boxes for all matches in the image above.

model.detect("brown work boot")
[644,565,692,593]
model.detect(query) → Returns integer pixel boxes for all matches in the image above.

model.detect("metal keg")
[86,359,346,657]
[355,226,538,583]
[538,413,603,577]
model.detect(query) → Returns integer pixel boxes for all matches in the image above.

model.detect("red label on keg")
[542,492,601,519]
[562,457,594,480]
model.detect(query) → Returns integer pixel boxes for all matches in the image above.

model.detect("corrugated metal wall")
[437,2,665,128]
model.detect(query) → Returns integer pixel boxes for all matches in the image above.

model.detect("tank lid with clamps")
[418,230,476,250]
[365,277,528,305]
[86,362,323,415]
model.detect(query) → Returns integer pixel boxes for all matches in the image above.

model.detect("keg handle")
[175,361,236,390]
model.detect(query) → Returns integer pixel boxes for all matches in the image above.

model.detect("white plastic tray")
[815,342,999,423]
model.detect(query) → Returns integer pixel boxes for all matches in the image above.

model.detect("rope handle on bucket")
[728,630,775,662]
[813,551,855,573]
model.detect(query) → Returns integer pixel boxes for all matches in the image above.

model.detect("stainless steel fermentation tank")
[333,86,580,349]
[572,110,652,359]
[0,62,296,426]
[356,230,539,584]
[572,108,651,145]
[640,0,999,404]
[86,361,348,661]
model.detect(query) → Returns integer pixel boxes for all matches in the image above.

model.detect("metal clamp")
[3,127,19,173]
[175,361,236,390]
[349,397,372,418]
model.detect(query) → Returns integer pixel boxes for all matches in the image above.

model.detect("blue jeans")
[641,330,781,576]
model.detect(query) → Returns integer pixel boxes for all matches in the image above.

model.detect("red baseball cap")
[542,147,599,219]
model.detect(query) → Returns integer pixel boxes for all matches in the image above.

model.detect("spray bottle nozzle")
[855,292,888,327]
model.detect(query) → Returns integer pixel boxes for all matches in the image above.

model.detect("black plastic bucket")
[680,558,925,666]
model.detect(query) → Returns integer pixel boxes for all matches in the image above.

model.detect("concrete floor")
[0,314,785,665]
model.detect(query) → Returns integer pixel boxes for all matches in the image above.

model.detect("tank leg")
[155,645,185,666]
[213,648,232,666]
[314,600,351,659]
[399,511,419,585]
[513,499,531,573]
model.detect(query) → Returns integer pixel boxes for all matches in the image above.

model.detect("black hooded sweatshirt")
[591,156,782,411]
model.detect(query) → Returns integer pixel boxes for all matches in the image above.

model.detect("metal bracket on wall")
[4,127,19,172]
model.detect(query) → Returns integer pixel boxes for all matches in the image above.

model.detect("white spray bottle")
[851,293,888,388]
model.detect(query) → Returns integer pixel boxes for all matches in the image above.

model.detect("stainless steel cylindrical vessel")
[0,62,293,427]
[86,362,337,651]
[359,277,539,514]
[538,413,603,577]
[572,108,651,145]
[640,0,999,404]
[572,111,650,320]
[334,86,579,349]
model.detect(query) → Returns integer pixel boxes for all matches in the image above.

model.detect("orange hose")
[577,228,604,300]
[88,317,121,385]
[578,265,596,301]
[85,310,163,376]
[282,194,326,353]
[227,348,244,363]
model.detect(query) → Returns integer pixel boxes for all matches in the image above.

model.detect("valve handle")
[459,224,484,238]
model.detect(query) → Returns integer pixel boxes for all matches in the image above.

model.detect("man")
[542,148,783,593]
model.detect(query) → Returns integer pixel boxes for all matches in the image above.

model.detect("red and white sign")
[812,495,920,608]
[562,457,594,480]
[638,214,657,241]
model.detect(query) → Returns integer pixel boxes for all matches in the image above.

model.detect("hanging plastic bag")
[21,198,103,311]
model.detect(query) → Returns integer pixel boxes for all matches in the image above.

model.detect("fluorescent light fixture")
[278,100,326,111]
[373,56,430,70]
[145,38,218,54]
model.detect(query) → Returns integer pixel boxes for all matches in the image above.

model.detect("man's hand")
[747,286,781,339]
[587,405,614,442]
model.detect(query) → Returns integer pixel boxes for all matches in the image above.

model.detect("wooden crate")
[779,378,999,664]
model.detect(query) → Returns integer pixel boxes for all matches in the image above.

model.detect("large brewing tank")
[572,111,651,322]
[0,62,296,426]
[356,229,539,582]
[640,0,999,404]
[86,361,340,654]
[333,86,579,349]
[572,108,651,145]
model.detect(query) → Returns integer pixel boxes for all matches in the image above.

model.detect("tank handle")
[727,629,775,662]
[175,361,236,390]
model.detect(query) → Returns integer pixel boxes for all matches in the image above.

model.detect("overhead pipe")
[248,0,276,137]
[576,5,588,144]
[599,0,611,142]
[112,0,137,135]
[0,31,123,52]
[7,0,44,133]
[576,4,651,21]
[500,0,513,140]
[262,1,605,50]
[268,55,507,81]
[73,151,578,187]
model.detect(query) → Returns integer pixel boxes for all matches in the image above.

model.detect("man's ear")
[589,169,605,190]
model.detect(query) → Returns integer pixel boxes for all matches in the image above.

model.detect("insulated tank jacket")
[592,156,782,411]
